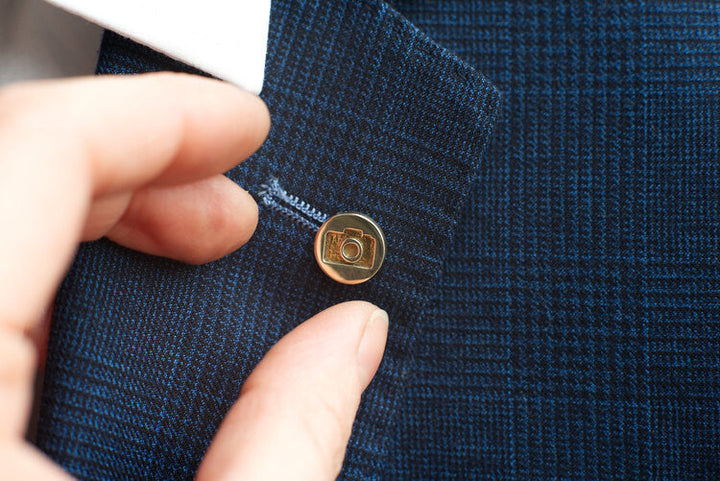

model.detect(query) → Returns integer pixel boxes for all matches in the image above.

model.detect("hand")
[0,73,388,480]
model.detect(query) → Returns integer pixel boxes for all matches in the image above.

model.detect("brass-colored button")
[314,212,386,285]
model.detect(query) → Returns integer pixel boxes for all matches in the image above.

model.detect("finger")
[197,301,389,481]
[0,442,74,480]
[0,72,271,194]
[82,191,133,240]
[105,176,258,265]
[0,328,35,438]
[24,305,52,372]
[0,73,270,331]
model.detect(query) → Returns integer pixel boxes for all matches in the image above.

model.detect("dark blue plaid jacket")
[37,1,720,479]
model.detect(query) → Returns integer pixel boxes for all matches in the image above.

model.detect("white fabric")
[0,0,102,86]
[44,0,271,93]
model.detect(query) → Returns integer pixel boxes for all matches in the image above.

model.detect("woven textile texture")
[35,0,720,479]
[386,1,720,480]
[35,0,500,479]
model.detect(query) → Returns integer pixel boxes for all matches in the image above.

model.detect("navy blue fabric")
[386,1,720,480]
[35,0,720,479]
[35,1,499,479]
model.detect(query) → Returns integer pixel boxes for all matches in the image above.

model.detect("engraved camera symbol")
[322,227,377,270]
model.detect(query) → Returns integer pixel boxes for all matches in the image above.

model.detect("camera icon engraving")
[322,227,377,270]
[315,212,385,284]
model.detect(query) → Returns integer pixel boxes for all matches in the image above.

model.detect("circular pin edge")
[314,212,386,285]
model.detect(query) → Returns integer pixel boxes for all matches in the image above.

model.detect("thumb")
[196,301,388,481]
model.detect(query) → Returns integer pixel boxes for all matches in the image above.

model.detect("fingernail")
[356,308,389,389]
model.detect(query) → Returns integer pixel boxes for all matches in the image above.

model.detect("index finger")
[0,72,270,331]
[0,72,270,194]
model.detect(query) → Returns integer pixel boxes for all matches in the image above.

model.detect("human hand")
[0,73,388,480]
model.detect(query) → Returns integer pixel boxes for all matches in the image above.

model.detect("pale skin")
[0,72,388,480]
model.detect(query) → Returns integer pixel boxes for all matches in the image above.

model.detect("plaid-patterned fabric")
[37,1,499,479]
[387,1,720,479]
[36,0,720,479]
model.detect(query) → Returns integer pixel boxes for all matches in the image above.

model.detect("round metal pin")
[314,212,386,285]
